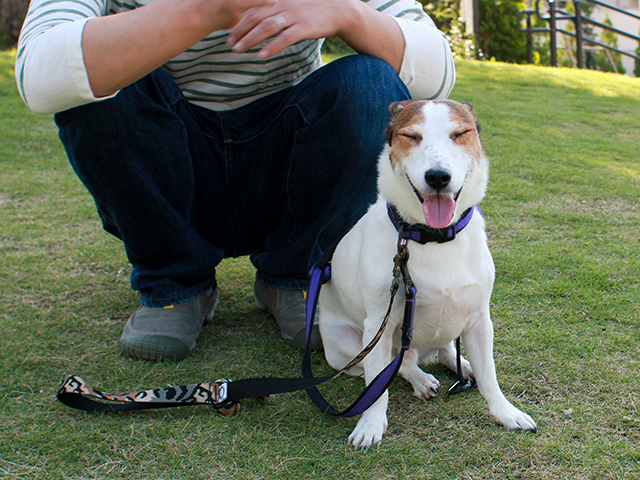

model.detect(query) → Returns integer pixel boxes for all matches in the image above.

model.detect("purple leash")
[301,240,416,417]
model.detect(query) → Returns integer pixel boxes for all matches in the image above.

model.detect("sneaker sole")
[118,335,191,362]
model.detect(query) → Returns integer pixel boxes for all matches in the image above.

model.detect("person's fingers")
[229,12,291,53]
[214,0,277,32]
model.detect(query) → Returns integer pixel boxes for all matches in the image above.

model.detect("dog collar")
[386,203,482,244]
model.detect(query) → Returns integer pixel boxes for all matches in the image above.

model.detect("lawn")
[1,49,639,479]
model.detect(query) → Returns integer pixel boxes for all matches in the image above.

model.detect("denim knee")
[328,54,410,100]
[54,70,222,306]
[294,55,410,143]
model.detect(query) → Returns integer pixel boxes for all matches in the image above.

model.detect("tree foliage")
[477,0,528,63]
[596,13,625,74]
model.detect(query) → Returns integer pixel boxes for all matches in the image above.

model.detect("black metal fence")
[517,0,640,69]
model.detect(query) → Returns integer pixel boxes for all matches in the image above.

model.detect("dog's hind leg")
[321,321,366,377]
[437,341,474,381]
[398,348,440,400]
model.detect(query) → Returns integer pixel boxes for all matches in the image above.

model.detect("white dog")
[318,99,537,449]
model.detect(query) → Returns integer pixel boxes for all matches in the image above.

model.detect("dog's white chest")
[410,270,489,346]
[391,238,493,347]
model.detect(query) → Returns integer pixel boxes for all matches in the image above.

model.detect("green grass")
[1,50,639,479]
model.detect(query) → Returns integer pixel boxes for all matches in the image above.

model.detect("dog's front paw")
[491,402,537,433]
[348,414,388,449]
[410,372,440,401]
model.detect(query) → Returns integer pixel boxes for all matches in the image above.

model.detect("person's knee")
[55,69,182,132]
[325,55,410,106]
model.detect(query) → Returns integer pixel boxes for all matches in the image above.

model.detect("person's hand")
[207,0,280,32]
[226,0,358,59]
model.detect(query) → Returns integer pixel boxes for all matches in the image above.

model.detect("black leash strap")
[57,373,352,416]
[447,337,478,395]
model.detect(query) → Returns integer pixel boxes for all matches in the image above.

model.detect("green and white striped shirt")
[16,0,455,115]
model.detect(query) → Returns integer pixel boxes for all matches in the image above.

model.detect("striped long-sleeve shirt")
[16,0,456,115]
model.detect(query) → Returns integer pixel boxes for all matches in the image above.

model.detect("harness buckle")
[440,226,456,243]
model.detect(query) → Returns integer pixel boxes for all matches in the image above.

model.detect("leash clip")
[396,240,415,299]
[210,378,241,415]
[212,378,230,403]
[391,237,408,294]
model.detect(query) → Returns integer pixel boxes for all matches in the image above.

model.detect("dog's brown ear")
[461,102,481,136]
[386,101,411,145]
[385,120,395,145]
[389,101,409,116]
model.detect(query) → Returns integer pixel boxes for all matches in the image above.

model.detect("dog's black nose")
[425,168,451,191]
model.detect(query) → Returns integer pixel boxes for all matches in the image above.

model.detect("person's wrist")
[189,0,221,34]
[335,0,365,40]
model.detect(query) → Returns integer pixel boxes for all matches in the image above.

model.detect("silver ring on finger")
[272,14,287,30]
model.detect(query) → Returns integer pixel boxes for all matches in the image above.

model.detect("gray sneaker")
[119,286,219,361]
[254,276,323,351]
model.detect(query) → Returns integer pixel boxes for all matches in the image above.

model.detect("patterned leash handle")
[57,374,240,415]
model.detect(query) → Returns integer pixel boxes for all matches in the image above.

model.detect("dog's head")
[379,99,489,229]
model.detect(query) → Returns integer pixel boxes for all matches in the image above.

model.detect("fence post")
[527,13,533,64]
[574,0,584,68]
[549,0,557,66]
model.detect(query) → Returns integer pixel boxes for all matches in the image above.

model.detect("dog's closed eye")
[401,133,420,141]
[451,129,472,141]
[397,128,422,143]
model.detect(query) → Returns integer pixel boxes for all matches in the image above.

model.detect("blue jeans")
[54,55,410,307]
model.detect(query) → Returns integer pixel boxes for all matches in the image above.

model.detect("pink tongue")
[422,194,456,229]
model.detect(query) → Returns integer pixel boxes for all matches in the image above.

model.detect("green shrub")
[422,0,528,63]
[477,0,528,63]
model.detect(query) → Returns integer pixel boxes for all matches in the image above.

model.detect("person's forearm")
[82,0,201,97]
[83,0,273,98]
[336,1,405,73]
